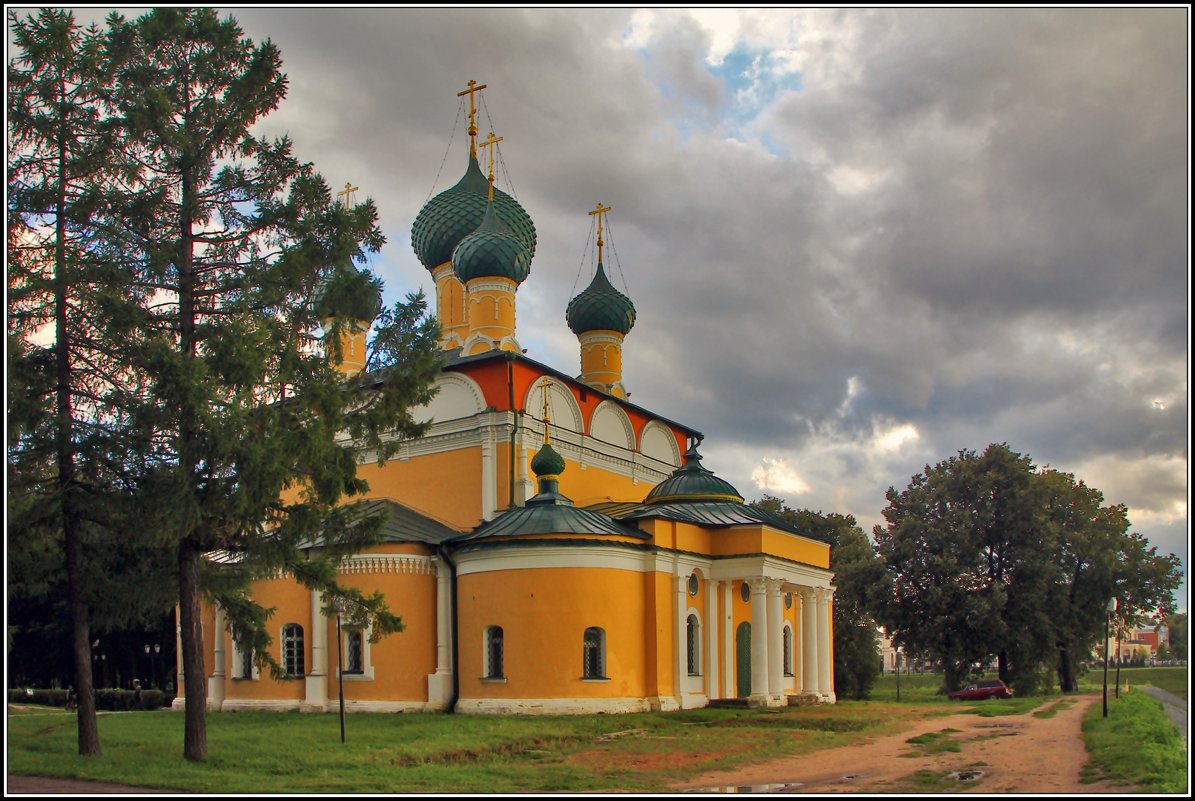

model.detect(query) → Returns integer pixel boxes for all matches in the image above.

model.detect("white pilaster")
[427,556,454,706]
[481,419,496,520]
[304,589,328,711]
[706,579,720,700]
[721,581,734,699]
[207,604,226,711]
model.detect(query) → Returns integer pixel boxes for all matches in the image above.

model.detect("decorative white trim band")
[340,554,436,576]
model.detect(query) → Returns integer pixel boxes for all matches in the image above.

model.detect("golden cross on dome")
[589,202,612,264]
[457,79,488,159]
[337,181,359,208]
[478,132,504,202]
[540,378,553,444]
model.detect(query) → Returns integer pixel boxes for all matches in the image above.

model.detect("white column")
[816,588,834,700]
[207,604,226,711]
[767,580,784,703]
[801,588,818,695]
[721,581,735,699]
[792,592,803,692]
[428,556,454,705]
[706,579,720,700]
[304,588,328,711]
[748,578,769,705]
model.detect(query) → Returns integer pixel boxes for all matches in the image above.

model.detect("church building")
[179,82,836,715]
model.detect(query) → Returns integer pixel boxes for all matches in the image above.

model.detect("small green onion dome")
[452,202,531,284]
[644,442,744,504]
[410,157,536,271]
[566,263,636,335]
[530,442,566,478]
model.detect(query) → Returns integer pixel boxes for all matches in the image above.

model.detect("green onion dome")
[644,442,744,504]
[451,202,531,284]
[566,263,636,335]
[530,442,566,479]
[410,156,536,271]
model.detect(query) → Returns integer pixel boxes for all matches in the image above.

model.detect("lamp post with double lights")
[1102,597,1117,717]
[144,643,161,689]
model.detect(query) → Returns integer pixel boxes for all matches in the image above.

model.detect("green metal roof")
[566,263,636,335]
[410,156,536,271]
[643,443,744,504]
[451,202,531,284]
[356,498,461,544]
[448,497,646,543]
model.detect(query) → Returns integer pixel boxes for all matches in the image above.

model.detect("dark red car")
[947,679,1013,700]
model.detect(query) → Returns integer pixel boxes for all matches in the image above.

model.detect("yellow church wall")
[223,576,310,702]
[325,567,438,702]
[711,527,830,569]
[457,567,649,700]
[646,569,677,699]
[356,447,482,530]
[538,451,659,508]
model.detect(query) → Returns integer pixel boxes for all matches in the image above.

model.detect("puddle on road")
[685,782,805,793]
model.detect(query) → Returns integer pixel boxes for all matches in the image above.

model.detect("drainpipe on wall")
[435,543,459,713]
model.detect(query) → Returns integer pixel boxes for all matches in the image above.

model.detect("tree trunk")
[56,126,100,757]
[1056,644,1077,693]
[997,650,1008,682]
[178,544,207,761]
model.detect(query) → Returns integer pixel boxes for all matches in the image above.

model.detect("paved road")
[1141,686,1188,741]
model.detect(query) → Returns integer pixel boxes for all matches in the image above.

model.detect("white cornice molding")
[339,554,436,576]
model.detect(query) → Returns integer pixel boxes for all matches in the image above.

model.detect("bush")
[8,687,175,710]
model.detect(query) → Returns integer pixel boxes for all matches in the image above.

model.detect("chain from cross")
[337,181,359,208]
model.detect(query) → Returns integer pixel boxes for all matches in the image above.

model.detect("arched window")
[282,624,304,677]
[583,627,606,679]
[686,614,702,676]
[344,628,364,674]
[783,625,794,677]
[234,639,255,680]
[484,626,504,679]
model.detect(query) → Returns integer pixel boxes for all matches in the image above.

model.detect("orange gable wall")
[457,358,689,455]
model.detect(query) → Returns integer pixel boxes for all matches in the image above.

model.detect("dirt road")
[675,692,1122,794]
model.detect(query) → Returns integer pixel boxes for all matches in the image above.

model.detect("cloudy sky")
[30,8,1189,606]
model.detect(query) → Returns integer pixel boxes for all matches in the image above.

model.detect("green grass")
[4,702,927,793]
[1081,689,1187,793]
[904,728,963,755]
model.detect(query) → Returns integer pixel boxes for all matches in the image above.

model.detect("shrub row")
[8,687,175,711]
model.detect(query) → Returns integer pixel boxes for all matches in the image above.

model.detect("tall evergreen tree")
[7,8,129,756]
[96,8,441,761]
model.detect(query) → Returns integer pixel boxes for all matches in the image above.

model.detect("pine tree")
[7,8,128,756]
[98,8,441,760]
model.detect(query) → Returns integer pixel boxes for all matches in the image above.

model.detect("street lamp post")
[1103,597,1117,718]
[144,644,161,689]
[332,598,346,744]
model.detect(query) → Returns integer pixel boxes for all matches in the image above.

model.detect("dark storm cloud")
[23,7,1183,592]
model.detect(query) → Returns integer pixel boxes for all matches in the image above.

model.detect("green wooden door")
[736,622,752,698]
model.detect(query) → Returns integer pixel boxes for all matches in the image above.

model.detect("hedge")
[9,687,176,711]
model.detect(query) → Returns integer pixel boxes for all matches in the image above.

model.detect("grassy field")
[9,666,1184,793]
[6,702,942,793]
